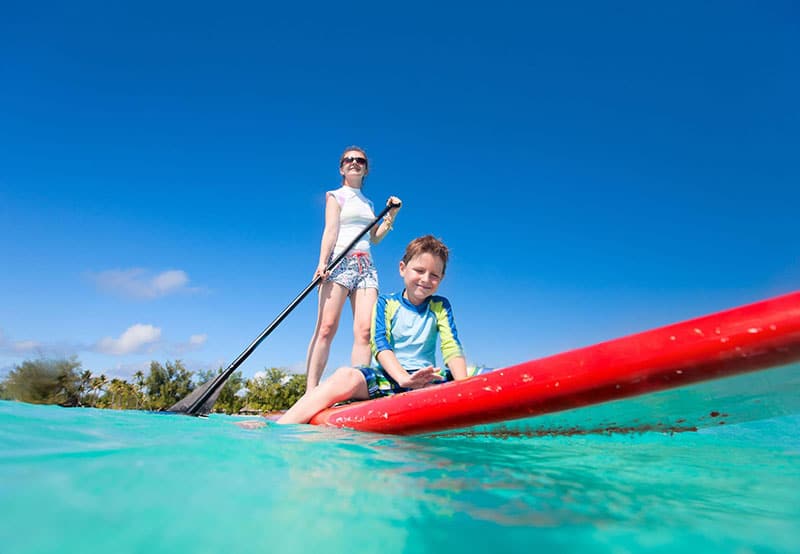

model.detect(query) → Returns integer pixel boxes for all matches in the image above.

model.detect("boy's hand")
[398,366,436,389]
[428,367,446,383]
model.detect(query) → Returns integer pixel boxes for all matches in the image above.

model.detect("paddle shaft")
[179,201,399,415]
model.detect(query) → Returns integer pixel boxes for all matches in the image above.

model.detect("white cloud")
[99,360,152,380]
[89,268,203,299]
[165,333,208,355]
[189,334,208,347]
[0,329,43,355]
[95,324,162,355]
[0,326,212,368]
[151,270,189,296]
[12,340,41,353]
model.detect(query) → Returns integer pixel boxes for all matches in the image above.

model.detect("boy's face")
[399,252,445,305]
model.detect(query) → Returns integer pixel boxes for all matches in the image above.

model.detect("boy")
[277,235,468,424]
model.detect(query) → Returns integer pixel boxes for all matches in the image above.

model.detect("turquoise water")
[1,400,798,554]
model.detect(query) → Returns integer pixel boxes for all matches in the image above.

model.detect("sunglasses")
[341,156,367,166]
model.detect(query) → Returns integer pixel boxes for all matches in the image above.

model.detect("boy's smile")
[399,252,444,305]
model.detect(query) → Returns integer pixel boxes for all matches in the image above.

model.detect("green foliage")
[3,357,84,406]
[244,367,305,412]
[79,372,109,408]
[144,360,195,410]
[99,378,144,410]
[0,357,305,414]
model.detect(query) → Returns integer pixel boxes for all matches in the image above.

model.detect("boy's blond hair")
[401,235,449,274]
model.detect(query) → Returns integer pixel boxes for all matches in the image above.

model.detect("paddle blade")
[167,377,223,416]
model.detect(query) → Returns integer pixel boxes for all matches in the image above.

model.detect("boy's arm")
[446,356,468,381]
[432,297,466,378]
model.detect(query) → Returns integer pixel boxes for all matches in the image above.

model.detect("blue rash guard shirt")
[370,291,464,373]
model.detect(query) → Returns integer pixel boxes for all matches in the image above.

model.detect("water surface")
[1,400,798,553]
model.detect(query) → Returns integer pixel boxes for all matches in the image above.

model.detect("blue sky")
[1,1,798,381]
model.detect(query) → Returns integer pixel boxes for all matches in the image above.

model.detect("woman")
[305,146,402,390]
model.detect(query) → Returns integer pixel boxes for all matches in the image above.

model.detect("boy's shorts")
[357,365,454,399]
[327,251,379,292]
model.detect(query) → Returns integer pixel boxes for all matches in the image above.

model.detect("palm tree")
[132,370,146,409]
[78,370,93,406]
[89,374,108,407]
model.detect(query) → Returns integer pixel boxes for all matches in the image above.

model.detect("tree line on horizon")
[0,356,305,414]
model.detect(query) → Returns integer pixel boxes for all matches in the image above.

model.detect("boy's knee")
[331,366,365,394]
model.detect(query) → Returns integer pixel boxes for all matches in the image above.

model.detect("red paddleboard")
[309,291,800,436]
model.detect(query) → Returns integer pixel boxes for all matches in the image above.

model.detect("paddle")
[168,200,401,416]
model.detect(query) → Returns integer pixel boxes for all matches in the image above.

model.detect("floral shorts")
[327,251,379,292]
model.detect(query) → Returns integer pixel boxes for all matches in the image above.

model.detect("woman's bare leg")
[349,287,379,367]
[305,282,349,390]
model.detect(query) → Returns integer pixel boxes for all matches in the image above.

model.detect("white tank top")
[327,185,375,256]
